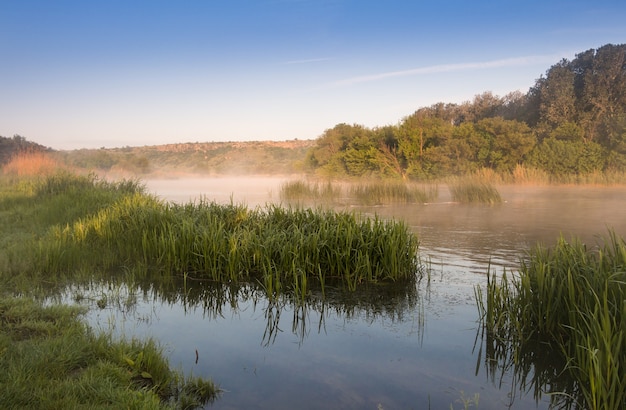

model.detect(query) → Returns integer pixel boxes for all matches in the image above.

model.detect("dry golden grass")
[2,151,63,177]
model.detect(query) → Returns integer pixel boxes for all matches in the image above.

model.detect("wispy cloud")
[331,54,560,86]
[283,57,332,65]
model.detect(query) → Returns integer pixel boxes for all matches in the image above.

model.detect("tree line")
[305,43,626,179]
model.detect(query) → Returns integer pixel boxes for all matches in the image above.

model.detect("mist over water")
[83,178,626,409]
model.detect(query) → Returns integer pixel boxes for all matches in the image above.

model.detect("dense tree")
[303,43,626,179]
[305,123,370,175]
[397,111,453,178]
[529,138,605,175]
[538,59,577,129]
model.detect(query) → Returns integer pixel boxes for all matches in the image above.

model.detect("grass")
[37,193,421,295]
[448,176,502,204]
[348,180,438,205]
[0,161,220,408]
[2,167,421,297]
[279,178,438,205]
[475,232,626,410]
[279,179,342,203]
[0,296,220,409]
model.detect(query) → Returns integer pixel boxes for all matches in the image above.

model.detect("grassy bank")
[0,168,220,408]
[476,233,626,409]
[1,164,421,406]
[0,296,219,409]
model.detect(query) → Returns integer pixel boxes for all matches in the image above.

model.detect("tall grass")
[348,180,438,205]
[280,178,438,205]
[1,151,62,177]
[0,172,421,297]
[448,177,502,204]
[0,171,146,287]
[476,232,626,409]
[279,179,341,203]
[39,194,421,295]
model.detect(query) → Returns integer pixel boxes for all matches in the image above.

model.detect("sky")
[1,1,626,150]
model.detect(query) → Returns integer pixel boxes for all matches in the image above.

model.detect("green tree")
[473,118,536,173]
[529,138,605,175]
[538,59,577,129]
[397,111,452,179]
[305,123,372,176]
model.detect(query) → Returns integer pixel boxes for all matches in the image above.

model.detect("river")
[78,177,626,409]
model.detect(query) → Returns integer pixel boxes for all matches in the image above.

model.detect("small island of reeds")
[476,232,626,410]
[3,170,422,297]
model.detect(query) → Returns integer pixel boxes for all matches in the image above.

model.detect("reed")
[1,151,62,177]
[348,180,438,205]
[280,178,439,205]
[448,177,502,204]
[13,172,420,296]
[476,232,626,409]
[279,179,341,203]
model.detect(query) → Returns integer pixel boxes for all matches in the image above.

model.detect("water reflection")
[474,326,583,409]
[77,277,423,348]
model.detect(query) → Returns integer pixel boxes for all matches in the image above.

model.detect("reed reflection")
[474,324,582,409]
[124,275,422,347]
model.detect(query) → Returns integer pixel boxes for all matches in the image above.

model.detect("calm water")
[73,178,626,409]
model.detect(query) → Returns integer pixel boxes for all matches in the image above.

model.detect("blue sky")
[1,1,625,149]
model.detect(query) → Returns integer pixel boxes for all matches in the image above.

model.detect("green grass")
[0,172,220,408]
[38,194,421,296]
[476,232,626,410]
[279,178,439,206]
[2,171,421,296]
[448,177,502,204]
[0,296,220,409]
[279,179,341,203]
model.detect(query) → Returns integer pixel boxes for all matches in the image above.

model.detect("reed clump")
[448,177,502,204]
[40,195,421,295]
[279,178,438,205]
[476,232,626,409]
[279,179,341,203]
[348,180,438,205]
[7,172,420,298]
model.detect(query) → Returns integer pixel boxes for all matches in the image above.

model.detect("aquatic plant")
[16,173,420,296]
[279,179,340,203]
[448,177,502,204]
[279,178,438,205]
[348,180,438,205]
[476,232,626,410]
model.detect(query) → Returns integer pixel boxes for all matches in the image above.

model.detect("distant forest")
[305,43,626,179]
